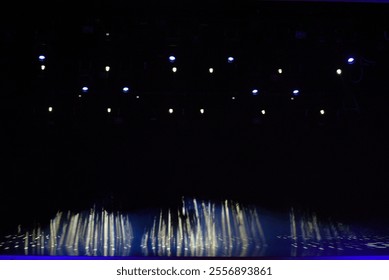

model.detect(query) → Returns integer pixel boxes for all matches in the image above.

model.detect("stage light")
[38,55,45,61]
[169,108,174,114]
[336,69,342,75]
[292,89,300,96]
[105,66,110,72]
[252,89,259,96]
[209,68,214,73]
[320,109,325,115]
[82,87,89,93]
[291,97,295,100]
[107,108,111,113]
[261,110,266,115]
[232,96,236,100]
[347,57,355,65]
[227,56,234,63]
[136,95,140,99]
[122,87,129,93]
[78,95,82,98]
[169,56,176,63]
[278,68,283,74]
[106,32,110,37]
[200,109,205,114]
[48,107,53,112]
[41,65,46,71]
[172,67,177,73]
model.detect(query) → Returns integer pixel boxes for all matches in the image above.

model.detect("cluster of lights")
[39,55,46,71]
[45,105,328,116]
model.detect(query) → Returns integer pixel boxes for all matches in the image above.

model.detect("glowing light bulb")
[172,67,177,73]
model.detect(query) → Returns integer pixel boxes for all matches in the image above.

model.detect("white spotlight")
[278,68,283,74]
[82,87,88,93]
[107,108,111,113]
[122,87,129,93]
[252,89,259,96]
[232,96,236,100]
[169,108,174,114]
[41,65,46,71]
[291,97,295,101]
[48,107,53,112]
[200,109,205,114]
[169,56,176,63]
[336,69,342,75]
[227,57,234,63]
[261,110,266,115]
[209,68,214,73]
[320,109,325,115]
[292,89,300,96]
[105,66,110,72]
[136,95,140,99]
[172,67,177,73]
[78,95,82,98]
[106,32,110,37]
[38,55,45,61]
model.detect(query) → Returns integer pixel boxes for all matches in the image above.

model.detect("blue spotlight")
[169,56,176,63]
[38,55,45,61]
[347,57,355,65]
[122,87,129,93]
[252,89,259,96]
[292,89,300,96]
[227,56,234,63]
[82,86,89,93]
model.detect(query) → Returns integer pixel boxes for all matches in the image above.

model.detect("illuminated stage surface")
[1,198,388,257]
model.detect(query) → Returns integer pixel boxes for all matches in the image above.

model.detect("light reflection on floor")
[1,198,388,257]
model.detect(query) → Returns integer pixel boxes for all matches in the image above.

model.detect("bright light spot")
[336,69,342,75]
[232,96,236,100]
[291,97,295,100]
[136,96,140,99]
[38,55,45,61]
[347,57,355,64]
[41,65,46,71]
[122,87,129,93]
[172,67,177,73]
[320,109,325,115]
[278,68,283,74]
[261,110,266,115]
[78,95,82,98]
[106,32,110,36]
[169,108,174,114]
[252,89,259,95]
[105,66,110,72]
[48,107,53,112]
[107,108,111,113]
[209,68,214,73]
[292,89,300,96]
[227,57,234,63]
[82,87,88,93]
[169,56,176,62]
[200,109,205,114]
